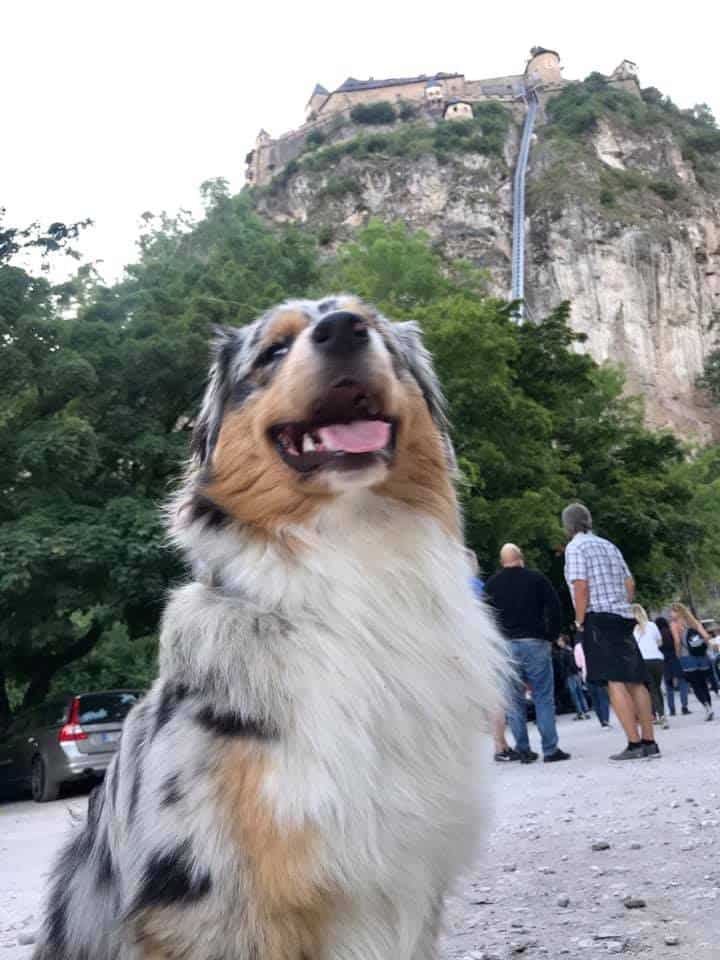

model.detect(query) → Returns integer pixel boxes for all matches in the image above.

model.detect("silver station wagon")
[0,690,142,802]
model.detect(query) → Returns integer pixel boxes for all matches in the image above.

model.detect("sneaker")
[573,714,583,721]
[544,748,571,763]
[583,713,592,720]
[662,719,670,730]
[494,748,521,762]
[643,742,662,760]
[705,710,714,722]
[601,722,612,729]
[669,710,677,717]
[609,744,645,762]
[682,707,692,715]
[518,749,538,764]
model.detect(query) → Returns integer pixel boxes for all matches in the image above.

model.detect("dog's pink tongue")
[318,420,390,453]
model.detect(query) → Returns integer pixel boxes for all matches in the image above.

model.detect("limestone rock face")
[254,115,720,440]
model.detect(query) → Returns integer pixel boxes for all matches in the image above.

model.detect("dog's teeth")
[302,434,315,453]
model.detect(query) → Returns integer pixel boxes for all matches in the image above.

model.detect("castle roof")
[336,72,462,93]
[529,46,559,60]
[311,84,329,95]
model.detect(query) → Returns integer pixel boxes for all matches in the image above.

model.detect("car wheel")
[31,756,60,803]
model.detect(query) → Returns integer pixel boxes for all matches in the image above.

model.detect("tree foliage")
[1,207,718,724]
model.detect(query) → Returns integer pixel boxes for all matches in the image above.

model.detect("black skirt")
[582,612,647,684]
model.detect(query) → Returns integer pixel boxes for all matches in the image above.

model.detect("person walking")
[556,635,591,720]
[671,602,714,721]
[574,638,611,727]
[632,604,668,729]
[562,502,660,762]
[655,615,690,717]
[484,543,570,764]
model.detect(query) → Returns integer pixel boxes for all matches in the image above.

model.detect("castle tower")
[443,98,473,121]
[425,79,444,105]
[305,84,329,119]
[525,46,562,86]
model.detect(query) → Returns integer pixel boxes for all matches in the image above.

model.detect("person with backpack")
[671,602,714,721]
[655,616,691,716]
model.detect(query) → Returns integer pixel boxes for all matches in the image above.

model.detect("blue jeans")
[567,674,589,715]
[587,683,610,725]
[507,639,559,757]
[664,661,689,712]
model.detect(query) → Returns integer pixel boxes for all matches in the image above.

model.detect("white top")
[634,621,664,660]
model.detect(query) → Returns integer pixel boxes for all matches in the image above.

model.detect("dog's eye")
[255,339,291,368]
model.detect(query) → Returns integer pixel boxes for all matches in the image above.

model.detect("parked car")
[0,690,143,802]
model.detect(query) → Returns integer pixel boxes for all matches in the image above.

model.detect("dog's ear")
[393,321,449,431]
[192,325,249,465]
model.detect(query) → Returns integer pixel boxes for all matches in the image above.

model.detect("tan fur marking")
[260,310,310,349]
[377,379,460,538]
[217,744,337,959]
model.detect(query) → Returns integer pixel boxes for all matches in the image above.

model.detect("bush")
[322,175,358,198]
[306,129,326,148]
[398,101,418,121]
[350,101,396,125]
[317,224,334,246]
[649,180,680,201]
[599,188,616,207]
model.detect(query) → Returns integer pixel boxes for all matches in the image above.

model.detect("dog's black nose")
[311,311,369,356]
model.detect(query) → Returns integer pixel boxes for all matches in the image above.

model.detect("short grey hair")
[562,502,592,535]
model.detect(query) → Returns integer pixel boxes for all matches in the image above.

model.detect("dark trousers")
[685,669,712,708]
[644,659,665,718]
[587,683,610,725]
[664,660,689,712]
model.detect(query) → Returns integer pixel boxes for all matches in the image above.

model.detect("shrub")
[322,175,358,198]
[317,224,334,246]
[306,129,326,148]
[599,188,616,207]
[649,180,680,201]
[350,101,396,125]
[398,101,418,121]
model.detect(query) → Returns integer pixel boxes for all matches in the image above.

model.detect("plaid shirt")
[564,532,633,618]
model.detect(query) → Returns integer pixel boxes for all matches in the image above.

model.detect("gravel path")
[2,711,719,958]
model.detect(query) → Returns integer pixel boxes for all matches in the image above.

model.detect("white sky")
[4,0,720,283]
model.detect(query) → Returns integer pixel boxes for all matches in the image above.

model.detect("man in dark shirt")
[485,543,570,764]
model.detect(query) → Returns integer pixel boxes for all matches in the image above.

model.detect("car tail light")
[58,697,88,742]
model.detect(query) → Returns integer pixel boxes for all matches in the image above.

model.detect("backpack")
[686,628,708,658]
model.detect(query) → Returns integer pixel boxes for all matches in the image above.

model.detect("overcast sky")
[4,0,720,282]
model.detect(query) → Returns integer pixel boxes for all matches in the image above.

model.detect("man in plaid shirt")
[563,502,659,762]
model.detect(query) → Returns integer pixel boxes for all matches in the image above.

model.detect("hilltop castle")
[245,48,640,187]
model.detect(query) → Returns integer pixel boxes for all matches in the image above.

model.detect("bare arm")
[572,579,589,625]
[625,576,635,602]
[671,620,682,658]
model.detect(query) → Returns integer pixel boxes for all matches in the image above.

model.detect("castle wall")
[317,75,465,117]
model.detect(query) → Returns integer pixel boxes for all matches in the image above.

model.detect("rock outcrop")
[253,102,720,440]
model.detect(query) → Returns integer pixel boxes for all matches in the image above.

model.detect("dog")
[33,295,504,960]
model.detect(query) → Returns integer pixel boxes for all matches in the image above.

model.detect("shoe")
[662,719,670,730]
[494,748,521,762]
[518,749,538,764]
[682,707,692,715]
[652,718,662,725]
[583,713,592,720]
[669,710,676,717]
[610,744,645,762]
[573,714,583,721]
[544,748,571,763]
[643,742,662,760]
[705,711,714,722]
[601,722,611,729]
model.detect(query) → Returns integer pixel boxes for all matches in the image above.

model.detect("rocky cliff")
[252,84,720,440]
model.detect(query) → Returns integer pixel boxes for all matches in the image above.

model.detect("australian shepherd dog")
[33,296,504,960]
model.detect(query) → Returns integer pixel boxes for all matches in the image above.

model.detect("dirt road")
[2,711,719,958]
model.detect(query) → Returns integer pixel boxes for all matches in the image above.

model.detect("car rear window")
[77,693,142,724]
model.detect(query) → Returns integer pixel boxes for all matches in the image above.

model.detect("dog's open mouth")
[270,418,396,473]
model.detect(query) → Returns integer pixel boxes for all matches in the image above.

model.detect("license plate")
[97,732,120,744]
